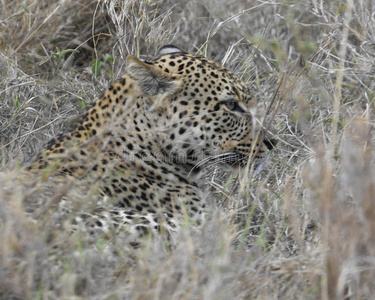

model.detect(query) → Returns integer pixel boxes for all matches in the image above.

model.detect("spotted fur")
[28,45,275,239]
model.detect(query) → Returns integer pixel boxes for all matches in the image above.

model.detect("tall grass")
[1,0,375,298]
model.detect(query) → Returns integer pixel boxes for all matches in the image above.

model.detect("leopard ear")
[126,55,182,96]
[157,45,186,55]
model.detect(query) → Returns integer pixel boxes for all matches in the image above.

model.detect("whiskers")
[188,151,270,178]
[188,152,239,177]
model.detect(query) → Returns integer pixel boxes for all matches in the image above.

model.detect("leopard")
[27,45,276,242]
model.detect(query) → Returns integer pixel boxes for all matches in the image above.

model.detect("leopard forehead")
[147,52,254,106]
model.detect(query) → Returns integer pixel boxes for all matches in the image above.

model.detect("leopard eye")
[225,99,236,110]
[225,99,245,113]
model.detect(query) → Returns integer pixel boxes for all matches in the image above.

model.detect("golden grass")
[1,0,375,298]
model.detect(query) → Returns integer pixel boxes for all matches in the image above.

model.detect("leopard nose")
[263,138,277,150]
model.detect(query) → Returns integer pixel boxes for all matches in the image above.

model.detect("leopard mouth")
[233,137,277,163]
[186,137,277,175]
[263,138,277,151]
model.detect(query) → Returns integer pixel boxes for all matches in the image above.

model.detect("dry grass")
[1,0,375,298]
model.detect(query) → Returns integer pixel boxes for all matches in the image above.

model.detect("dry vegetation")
[1,0,375,299]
